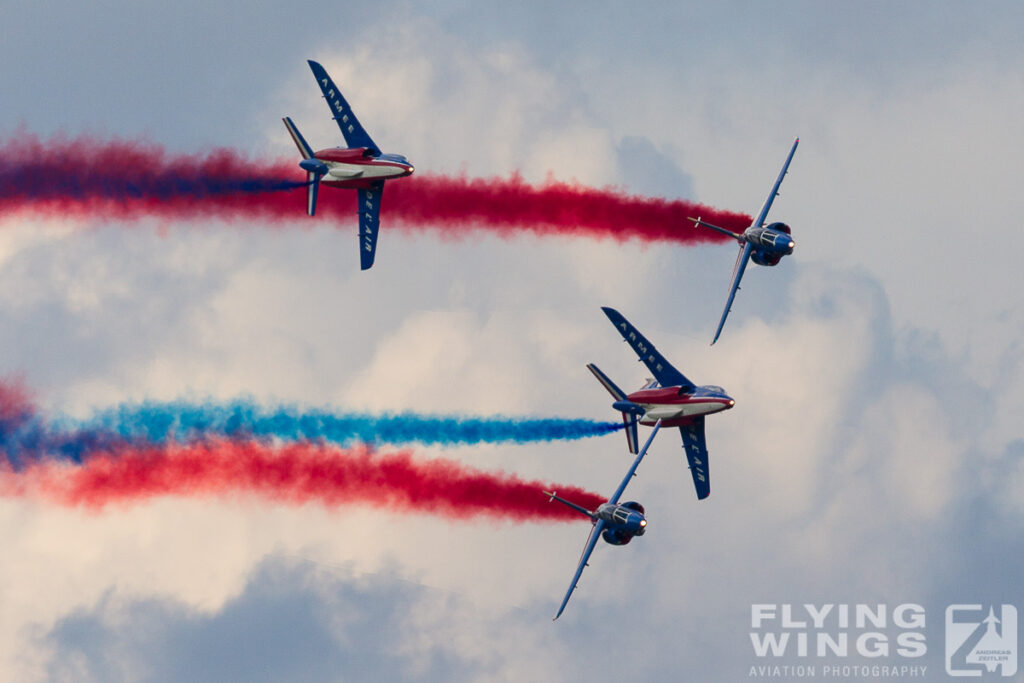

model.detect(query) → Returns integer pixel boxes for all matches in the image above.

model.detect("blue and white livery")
[546,420,662,620]
[690,138,800,344]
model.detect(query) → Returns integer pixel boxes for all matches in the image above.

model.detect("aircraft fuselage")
[626,384,734,427]
[745,222,794,267]
[594,501,647,545]
[314,147,414,189]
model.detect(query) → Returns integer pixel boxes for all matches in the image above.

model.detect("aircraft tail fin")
[543,491,595,518]
[587,363,640,454]
[688,216,744,241]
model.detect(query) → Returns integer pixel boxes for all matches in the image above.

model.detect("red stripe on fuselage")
[627,387,690,404]
[314,149,409,172]
[628,387,732,427]
[315,148,374,162]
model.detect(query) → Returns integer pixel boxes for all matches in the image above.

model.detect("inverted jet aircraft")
[689,138,799,343]
[546,419,662,620]
[282,60,414,270]
[588,307,733,500]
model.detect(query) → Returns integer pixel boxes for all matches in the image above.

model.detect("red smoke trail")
[1,439,605,521]
[1,133,749,243]
[385,173,750,244]
[0,376,34,429]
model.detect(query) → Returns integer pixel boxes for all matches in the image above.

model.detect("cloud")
[4,255,1015,681]
[43,558,452,683]
[1,4,1022,681]
[262,15,694,196]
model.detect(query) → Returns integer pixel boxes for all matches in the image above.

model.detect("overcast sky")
[1,2,1023,681]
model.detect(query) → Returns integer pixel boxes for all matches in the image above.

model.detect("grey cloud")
[44,559,467,683]
[0,2,380,150]
[615,135,695,200]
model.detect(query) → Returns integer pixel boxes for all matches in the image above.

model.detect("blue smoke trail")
[67,400,624,448]
[1,413,130,468]
[0,133,305,208]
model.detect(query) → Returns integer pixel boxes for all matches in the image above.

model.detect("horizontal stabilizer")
[543,491,594,518]
[689,216,744,240]
[588,363,640,453]
[587,363,627,401]
[283,117,315,160]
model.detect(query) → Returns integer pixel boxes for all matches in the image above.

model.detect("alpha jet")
[283,60,414,270]
[546,419,662,620]
[588,307,733,500]
[689,138,799,344]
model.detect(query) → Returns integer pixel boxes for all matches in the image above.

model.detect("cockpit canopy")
[621,501,645,514]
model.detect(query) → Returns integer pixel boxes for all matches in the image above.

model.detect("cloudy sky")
[2,1,1023,681]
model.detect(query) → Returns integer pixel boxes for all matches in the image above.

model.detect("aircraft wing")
[307,60,380,154]
[679,417,710,500]
[553,519,606,620]
[712,242,753,345]
[751,138,799,228]
[601,308,695,390]
[357,185,383,270]
[609,420,662,504]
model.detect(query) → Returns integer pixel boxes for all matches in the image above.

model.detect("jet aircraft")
[282,60,414,270]
[689,138,799,343]
[588,307,734,500]
[546,419,662,620]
